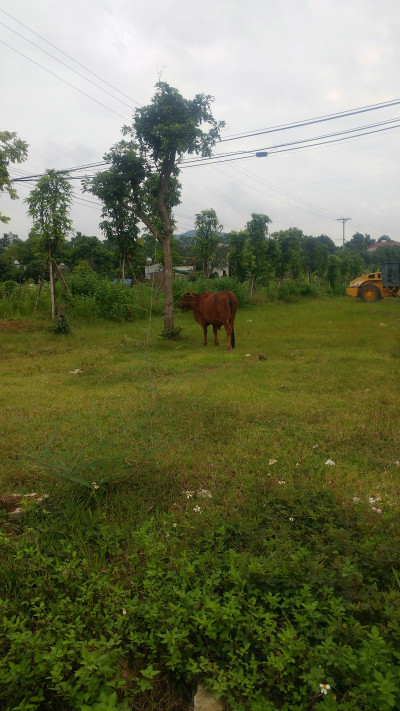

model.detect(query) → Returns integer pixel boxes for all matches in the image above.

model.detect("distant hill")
[175,230,196,239]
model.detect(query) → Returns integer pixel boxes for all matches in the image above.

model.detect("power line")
[220,99,400,143]
[182,121,400,167]
[0,39,131,121]
[10,110,400,185]
[211,164,339,222]
[0,7,141,106]
[182,116,400,166]
[228,162,339,219]
[0,20,138,111]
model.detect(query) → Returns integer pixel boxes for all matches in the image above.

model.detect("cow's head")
[178,291,197,310]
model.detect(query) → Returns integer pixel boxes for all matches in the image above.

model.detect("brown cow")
[178,290,238,350]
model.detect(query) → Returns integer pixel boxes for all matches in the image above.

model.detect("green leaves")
[0,130,28,223]
[25,169,73,251]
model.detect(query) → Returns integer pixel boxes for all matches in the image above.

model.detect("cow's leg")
[223,320,232,350]
[213,325,219,345]
[202,323,208,345]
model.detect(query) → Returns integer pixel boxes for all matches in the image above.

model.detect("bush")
[0,279,19,297]
[2,483,400,710]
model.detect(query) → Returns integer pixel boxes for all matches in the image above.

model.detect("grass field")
[1,296,400,710]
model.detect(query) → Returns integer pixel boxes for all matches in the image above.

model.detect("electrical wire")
[228,163,339,219]
[9,109,400,184]
[182,122,400,167]
[211,164,338,222]
[220,99,400,142]
[0,20,138,111]
[0,7,141,106]
[0,39,131,121]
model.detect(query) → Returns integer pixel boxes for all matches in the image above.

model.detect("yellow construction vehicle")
[346,262,400,301]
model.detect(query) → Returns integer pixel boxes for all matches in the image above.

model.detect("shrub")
[2,482,400,710]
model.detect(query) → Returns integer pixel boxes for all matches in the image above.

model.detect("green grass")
[1,297,400,710]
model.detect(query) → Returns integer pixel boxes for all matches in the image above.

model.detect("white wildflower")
[319,683,331,695]
[325,459,335,466]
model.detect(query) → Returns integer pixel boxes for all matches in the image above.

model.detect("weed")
[160,326,183,341]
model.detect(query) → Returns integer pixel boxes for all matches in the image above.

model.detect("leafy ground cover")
[1,296,400,710]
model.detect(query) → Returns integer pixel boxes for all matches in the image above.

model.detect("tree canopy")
[0,131,28,223]
[87,82,225,329]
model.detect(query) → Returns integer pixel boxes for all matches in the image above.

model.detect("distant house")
[145,263,164,280]
[211,265,230,277]
[367,241,400,252]
[144,263,195,280]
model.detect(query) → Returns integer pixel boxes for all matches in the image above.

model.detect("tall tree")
[0,131,28,223]
[228,230,254,281]
[25,170,72,318]
[88,167,141,282]
[246,213,272,290]
[272,228,303,281]
[87,82,225,330]
[194,208,222,278]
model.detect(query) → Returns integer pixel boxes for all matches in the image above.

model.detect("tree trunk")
[250,276,255,300]
[122,254,125,283]
[49,247,56,319]
[162,239,174,330]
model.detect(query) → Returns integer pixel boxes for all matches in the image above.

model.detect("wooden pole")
[52,260,71,294]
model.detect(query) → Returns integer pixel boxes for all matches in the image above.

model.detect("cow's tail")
[231,329,235,349]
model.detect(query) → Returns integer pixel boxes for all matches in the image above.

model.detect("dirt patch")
[0,319,30,332]
[0,493,48,513]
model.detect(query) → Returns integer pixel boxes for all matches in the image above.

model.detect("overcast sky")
[1,0,399,245]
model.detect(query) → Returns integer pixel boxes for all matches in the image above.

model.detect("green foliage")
[51,315,71,335]
[160,326,183,340]
[0,130,29,223]
[194,208,222,277]
[276,280,320,302]
[1,279,19,296]
[25,170,73,251]
[1,485,400,710]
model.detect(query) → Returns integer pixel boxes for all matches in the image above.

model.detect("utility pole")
[336,217,351,246]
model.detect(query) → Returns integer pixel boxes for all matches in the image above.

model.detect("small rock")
[259,354,267,360]
[194,683,225,711]
[0,493,49,521]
